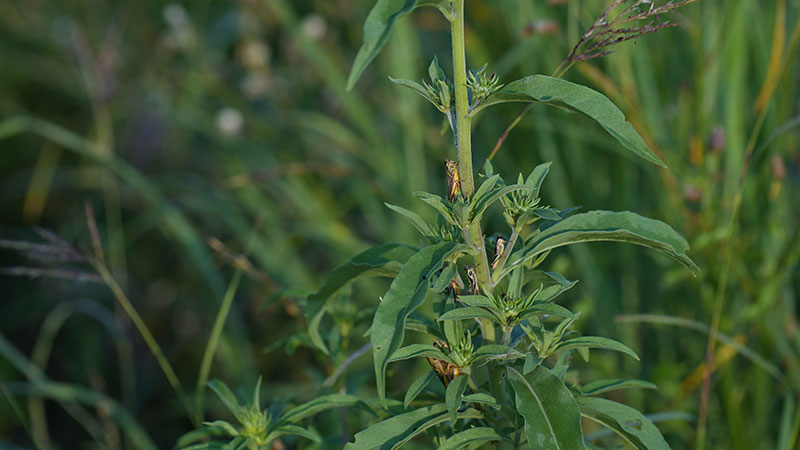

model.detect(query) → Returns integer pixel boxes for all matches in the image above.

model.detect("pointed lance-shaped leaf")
[473,75,667,168]
[504,211,699,279]
[306,243,416,354]
[437,306,498,322]
[445,374,469,423]
[578,397,671,450]
[507,366,588,450]
[404,371,438,408]
[579,379,657,396]
[278,393,372,425]
[347,0,451,90]
[207,380,243,421]
[385,203,435,241]
[371,241,465,402]
[438,427,508,450]
[344,404,482,450]
[388,344,452,363]
[556,336,640,361]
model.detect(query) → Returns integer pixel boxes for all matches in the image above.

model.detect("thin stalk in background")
[195,270,243,421]
[696,7,800,445]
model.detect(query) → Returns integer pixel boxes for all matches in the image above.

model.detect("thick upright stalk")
[451,0,473,197]
[451,0,493,292]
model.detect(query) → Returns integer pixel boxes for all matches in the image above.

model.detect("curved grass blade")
[6,380,157,450]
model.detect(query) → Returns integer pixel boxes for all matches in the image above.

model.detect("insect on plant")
[181,1,698,449]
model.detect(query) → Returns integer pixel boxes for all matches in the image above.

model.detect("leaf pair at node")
[177,378,370,450]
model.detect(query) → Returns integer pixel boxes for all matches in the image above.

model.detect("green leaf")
[389,77,437,106]
[307,243,416,354]
[267,424,320,443]
[179,443,228,450]
[438,427,507,450]
[457,295,496,309]
[388,344,451,363]
[347,0,417,90]
[580,379,657,396]
[428,55,447,84]
[507,267,525,298]
[279,393,371,424]
[523,354,543,374]
[371,242,465,402]
[437,306,497,321]
[525,162,553,197]
[432,264,457,293]
[346,0,450,90]
[533,208,562,221]
[222,437,249,450]
[471,174,502,205]
[462,393,503,410]
[507,366,587,450]
[345,404,482,450]
[414,191,458,225]
[531,272,578,305]
[473,344,520,362]
[202,420,239,437]
[404,371,437,408]
[386,203,435,240]
[556,336,639,361]
[519,303,577,321]
[207,380,242,420]
[176,426,231,447]
[474,75,666,168]
[445,374,469,423]
[507,211,699,278]
[470,184,533,222]
[578,397,671,450]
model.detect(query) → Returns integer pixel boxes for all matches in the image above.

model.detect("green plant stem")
[451,0,492,292]
[501,326,513,347]
[451,0,472,197]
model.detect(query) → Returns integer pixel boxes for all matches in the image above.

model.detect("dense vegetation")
[0,0,798,449]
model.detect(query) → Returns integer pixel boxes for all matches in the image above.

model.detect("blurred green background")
[1,0,798,448]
